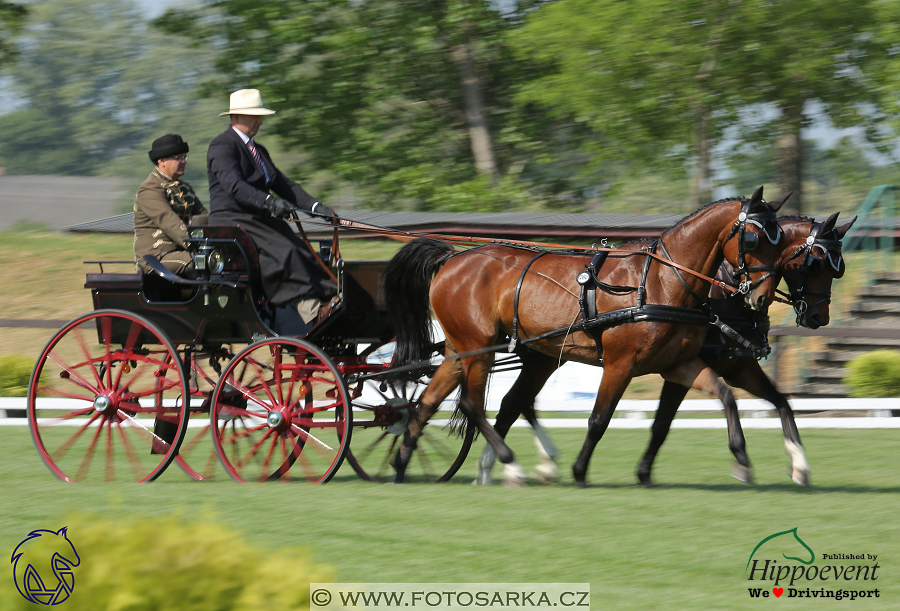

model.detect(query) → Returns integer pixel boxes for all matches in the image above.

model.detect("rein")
[329,216,742,295]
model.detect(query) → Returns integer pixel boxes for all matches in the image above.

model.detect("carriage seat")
[84,272,142,291]
[84,270,194,303]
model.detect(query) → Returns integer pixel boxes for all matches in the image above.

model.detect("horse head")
[11,527,81,605]
[779,211,856,329]
[720,186,786,312]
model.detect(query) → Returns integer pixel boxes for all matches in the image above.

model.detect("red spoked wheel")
[27,310,189,483]
[173,348,235,481]
[345,375,474,483]
[209,338,351,483]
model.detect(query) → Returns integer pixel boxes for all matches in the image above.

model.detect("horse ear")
[749,185,764,209]
[834,215,857,240]
[767,190,792,211]
[820,212,839,235]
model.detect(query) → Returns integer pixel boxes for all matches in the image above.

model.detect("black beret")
[149,134,189,162]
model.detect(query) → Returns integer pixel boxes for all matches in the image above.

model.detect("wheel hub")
[93,394,113,414]
[266,410,286,429]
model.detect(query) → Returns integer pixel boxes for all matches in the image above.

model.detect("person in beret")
[207,88,339,334]
[133,134,207,276]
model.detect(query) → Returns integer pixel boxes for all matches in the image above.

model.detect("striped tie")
[247,140,271,184]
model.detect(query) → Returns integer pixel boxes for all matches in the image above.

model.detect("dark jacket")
[207,126,317,214]
[206,126,336,305]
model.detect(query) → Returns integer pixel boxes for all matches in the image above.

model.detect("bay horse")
[383,188,785,486]
[473,211,855,486]
[636,211,855,487]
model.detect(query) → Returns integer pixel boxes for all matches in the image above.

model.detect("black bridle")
[724,198,782,295]
[779,219,844,325]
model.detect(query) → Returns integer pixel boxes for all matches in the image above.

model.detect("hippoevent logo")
[11,527,81,605]
[745,528,880,601]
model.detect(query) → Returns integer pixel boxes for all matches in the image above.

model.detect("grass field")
[1,227,898,609]
[1,425,897,609]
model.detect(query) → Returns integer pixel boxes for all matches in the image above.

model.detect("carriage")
[26,223,474,484]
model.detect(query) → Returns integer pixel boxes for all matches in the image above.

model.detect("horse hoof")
[534,462,558,485]
[636,468,653,488]
[574,478,588,489]
[471,475,494,486]
[503,462,527,487]
[732,464,754,484]
[791,469,810,486]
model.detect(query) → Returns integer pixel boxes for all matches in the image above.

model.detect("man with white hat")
[207,88,339,334]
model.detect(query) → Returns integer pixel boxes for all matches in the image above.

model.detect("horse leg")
[457,353,528,486]
[636,380,689,488]
[474,353,562,485]
[661,359,753,484]
[392,351,462,483]
[725,362,810,485]
[572,366,633,488]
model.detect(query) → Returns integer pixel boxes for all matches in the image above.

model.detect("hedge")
[1,514,333,610]
[843,349,900,398]
[0,355,34,396]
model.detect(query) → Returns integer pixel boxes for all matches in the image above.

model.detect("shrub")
[0,514,333,611]
[844,350,900,398]
[0,355,34,396]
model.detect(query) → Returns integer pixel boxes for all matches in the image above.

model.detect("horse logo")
[746,527,815,573]
[11,527,81,605]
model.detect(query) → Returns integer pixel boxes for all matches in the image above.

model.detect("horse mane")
[660,196,745,238]
[779,214,817,223]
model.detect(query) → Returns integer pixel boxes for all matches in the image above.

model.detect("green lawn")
[1,426,897,610]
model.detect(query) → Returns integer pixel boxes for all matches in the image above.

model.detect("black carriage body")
[84,225,393,349]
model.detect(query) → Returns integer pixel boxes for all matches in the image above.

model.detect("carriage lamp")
[193,245,225,275]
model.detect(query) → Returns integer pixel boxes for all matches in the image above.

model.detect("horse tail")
[383,237,456,371]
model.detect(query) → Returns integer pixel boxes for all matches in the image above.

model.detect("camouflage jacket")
[133,168,207,273]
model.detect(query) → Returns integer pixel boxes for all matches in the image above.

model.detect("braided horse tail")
[382,237,456,375]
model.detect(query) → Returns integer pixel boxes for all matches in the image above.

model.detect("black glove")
[313,203,338,224]
[264,197,295,219]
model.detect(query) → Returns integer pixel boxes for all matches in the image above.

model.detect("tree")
[0,0,222,190]
[0,1,25,69]
[508,0,748,206]
[509,0,898,214]
[159,0,582,211]
[722,0,895,215]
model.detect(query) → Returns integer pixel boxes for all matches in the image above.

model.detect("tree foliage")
[0,0,222,194]
[509,0,899,214]
[159,0,588,211]
[0,1,25,68]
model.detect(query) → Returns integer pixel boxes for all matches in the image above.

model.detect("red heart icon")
[773,588,783,597]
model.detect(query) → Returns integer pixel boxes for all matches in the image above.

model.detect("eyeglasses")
[166,155,189,162]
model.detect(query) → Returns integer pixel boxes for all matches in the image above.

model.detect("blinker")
[743,218,782,250]
[811,244,843,272]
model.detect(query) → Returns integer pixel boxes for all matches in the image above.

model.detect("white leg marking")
[784,438,810,485]
[472,444,496,486]
[503,461,527,487]
[532,431,558,484]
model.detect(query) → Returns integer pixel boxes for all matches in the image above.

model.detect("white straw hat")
[219,89,276,116]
